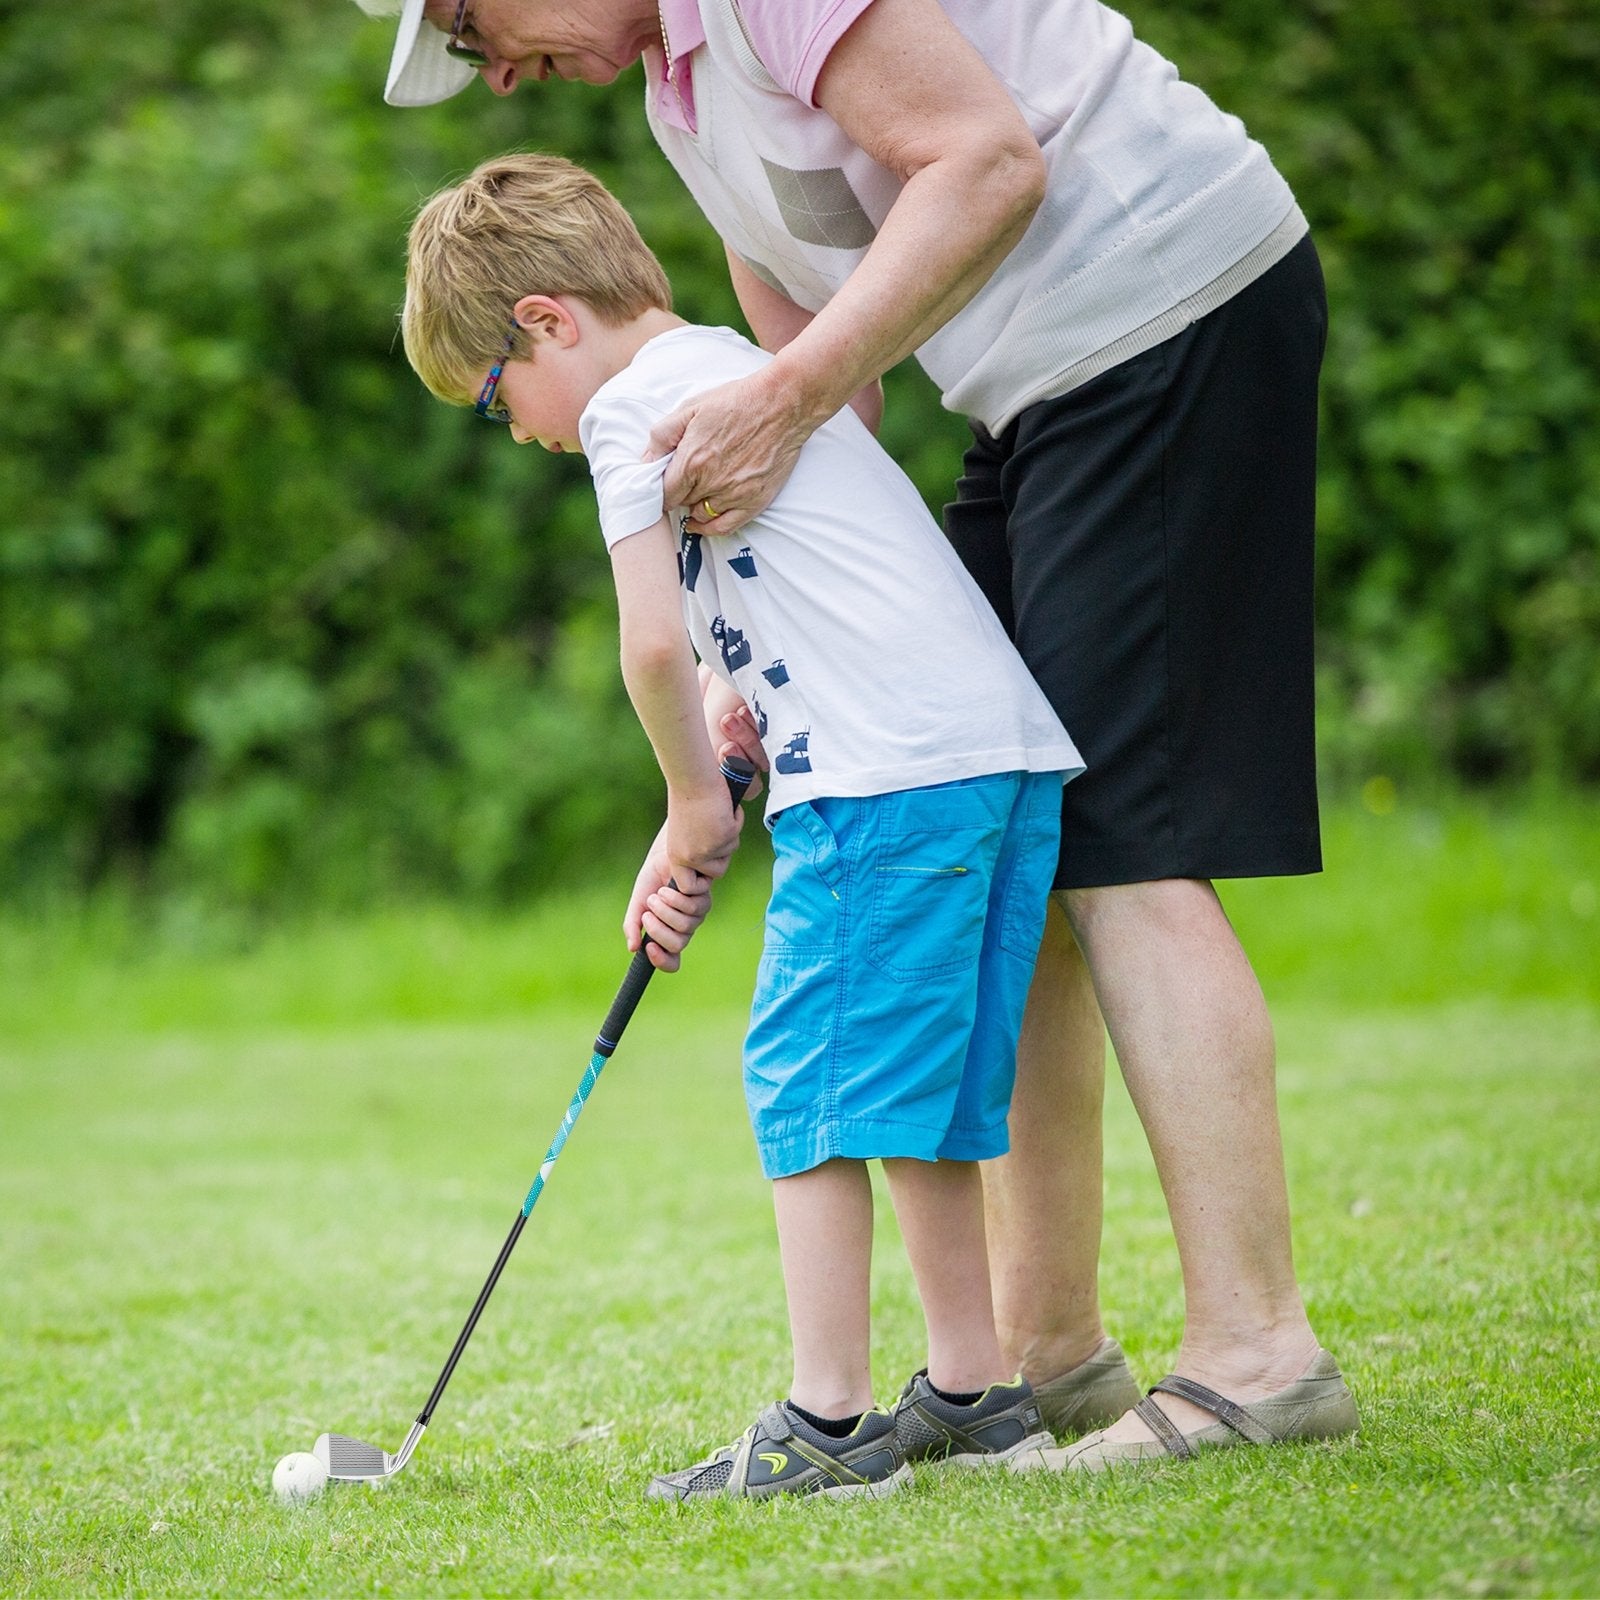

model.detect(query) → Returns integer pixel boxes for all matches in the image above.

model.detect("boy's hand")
[667,782,745,887]
[714,716,767,800]
[625,829,713,973]
[624,786,745,972]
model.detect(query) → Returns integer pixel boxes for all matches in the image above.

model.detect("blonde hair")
[404,152,673,403]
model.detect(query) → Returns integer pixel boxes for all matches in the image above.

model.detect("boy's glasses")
[474,322,517,424]
[444,0,490,67]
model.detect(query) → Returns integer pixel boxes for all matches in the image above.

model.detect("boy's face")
[493,352,589,454]
[481,298,599,454]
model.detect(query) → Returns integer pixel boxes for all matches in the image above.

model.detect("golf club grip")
[593,755,756,1056]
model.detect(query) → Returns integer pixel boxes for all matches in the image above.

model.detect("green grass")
[1,790,1597,1597]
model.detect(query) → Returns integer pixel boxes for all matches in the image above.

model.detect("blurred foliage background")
[1,0,1595,910]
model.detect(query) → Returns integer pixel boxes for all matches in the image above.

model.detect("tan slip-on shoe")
[1049,1347,1359,1472]
[1028,1337,1144,1440]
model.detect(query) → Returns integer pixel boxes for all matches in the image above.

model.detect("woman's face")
[423,0,659,91]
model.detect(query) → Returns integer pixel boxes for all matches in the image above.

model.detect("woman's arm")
[727,251,884,436]
[654,0,1044,529]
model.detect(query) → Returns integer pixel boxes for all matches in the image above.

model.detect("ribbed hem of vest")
[947,156,1308,433]
[1012,207,1309,417]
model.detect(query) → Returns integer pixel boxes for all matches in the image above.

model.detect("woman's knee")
[1057,877,1224,952]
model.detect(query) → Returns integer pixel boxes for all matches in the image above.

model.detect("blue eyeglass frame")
[474,321,518,423]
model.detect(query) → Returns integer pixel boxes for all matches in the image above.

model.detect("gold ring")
[701,499,718,520]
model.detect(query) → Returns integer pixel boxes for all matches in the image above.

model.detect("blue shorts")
[743,769,1065,1180]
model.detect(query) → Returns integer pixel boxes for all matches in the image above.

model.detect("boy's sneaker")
[889,1372,1053,1470]
[645,1402,912,1503]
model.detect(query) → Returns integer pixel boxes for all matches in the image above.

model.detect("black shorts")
[945,234,1328,890]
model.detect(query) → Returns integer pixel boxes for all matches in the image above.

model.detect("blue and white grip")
[521,1051,606,1217]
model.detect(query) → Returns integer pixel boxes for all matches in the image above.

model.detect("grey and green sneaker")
[645,1402,913,1503]
[889,1372,1053,1470]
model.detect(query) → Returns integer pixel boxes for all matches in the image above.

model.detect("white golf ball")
[272,1450,328,1503]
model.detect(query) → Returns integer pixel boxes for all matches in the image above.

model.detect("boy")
[403,153,1084,1502]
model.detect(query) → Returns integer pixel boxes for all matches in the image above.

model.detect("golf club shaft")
[415,755,756,1428]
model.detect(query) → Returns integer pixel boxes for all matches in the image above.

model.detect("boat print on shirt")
[729,547,759,579]
[761,660,790,688]
[711,615,752,672]
[775,729,812,775]
[677,525,703,593]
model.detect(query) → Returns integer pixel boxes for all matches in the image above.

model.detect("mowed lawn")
[1,793,1596,1597]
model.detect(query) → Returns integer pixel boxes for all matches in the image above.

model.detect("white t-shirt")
[580,324,1083,818]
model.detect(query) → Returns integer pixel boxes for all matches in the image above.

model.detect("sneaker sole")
[816,1461,915,1501]
[927,1431,1057,1472]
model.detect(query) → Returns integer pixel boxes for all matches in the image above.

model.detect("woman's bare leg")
[981,898,1112,1382]
[1062,878,1321,1439]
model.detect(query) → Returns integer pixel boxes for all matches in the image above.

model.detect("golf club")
[312,753,757,1483]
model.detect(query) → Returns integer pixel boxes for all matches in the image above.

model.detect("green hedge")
[1,0,1594,905]
[1129,0,1600,784]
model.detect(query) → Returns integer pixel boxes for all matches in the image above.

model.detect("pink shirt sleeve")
[735,0,878,106]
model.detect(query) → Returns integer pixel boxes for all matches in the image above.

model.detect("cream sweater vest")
[647,0,1307,432]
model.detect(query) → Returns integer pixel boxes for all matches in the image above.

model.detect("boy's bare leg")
[981,899,1111,1382]
[1062,877,1322,1440]
[772,1159,876,1418]
[882,1157,1008,1393]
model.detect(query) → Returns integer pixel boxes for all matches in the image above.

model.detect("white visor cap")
[381,0,479,106]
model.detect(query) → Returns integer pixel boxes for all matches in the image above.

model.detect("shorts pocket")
[866,822,996,982]
[750,944,834,1039]
[999,774,1064,960]
[765,802,845,948]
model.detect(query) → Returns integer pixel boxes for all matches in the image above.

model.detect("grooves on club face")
[315,1421,425,1481]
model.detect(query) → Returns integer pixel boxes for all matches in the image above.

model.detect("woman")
[360,0,1358,1466]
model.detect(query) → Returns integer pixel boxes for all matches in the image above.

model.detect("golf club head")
[314,1420,425,1481]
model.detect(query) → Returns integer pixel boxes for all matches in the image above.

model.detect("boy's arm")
[611,519,744,966]
[626,665,768,971]
[699,663,769,786]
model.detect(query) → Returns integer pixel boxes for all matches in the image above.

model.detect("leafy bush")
[1126,0,1600,783]
[1,0,1594,906]
[0,4,709,904]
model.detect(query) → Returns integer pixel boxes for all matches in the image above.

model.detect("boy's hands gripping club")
[627,695,770,972]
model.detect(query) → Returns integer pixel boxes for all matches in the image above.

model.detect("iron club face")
[314,1420,426,1482]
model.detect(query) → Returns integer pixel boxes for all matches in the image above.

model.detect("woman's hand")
[647,361,814,536]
